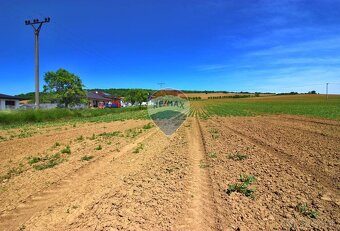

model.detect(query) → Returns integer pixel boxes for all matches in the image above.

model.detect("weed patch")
[95,145,102,150]
[0,164,24,181]
[29,153,65,170]
[125,128,143,138]
[98,131,123,138]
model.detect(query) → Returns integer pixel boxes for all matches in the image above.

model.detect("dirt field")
[0,115,339,230]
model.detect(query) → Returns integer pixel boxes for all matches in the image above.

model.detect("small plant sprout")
[89,134,96,140]
[143,123,154,129]
[208,152,217,158]
[81,155,93,161]
[61,145,71,154]
[132,143,144,153]
[228,152,248,161]
[95,145,102,150]
[52,142,61,148]
[226,174,256,199]
[199,160,209,168]
[76,135,84,141]
[296,203,319,218]
[209,128,219,139]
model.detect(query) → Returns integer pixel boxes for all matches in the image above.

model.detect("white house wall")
[0,99,4,110]
[0,99,20,110]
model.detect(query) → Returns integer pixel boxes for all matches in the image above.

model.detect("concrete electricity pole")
[25,17,50,108]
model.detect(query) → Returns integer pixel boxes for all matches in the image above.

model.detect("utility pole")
[25,17,50,108]
[158,82,165,89]
[326,83,329,100]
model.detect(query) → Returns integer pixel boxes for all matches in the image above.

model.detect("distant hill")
[16,88,277,103]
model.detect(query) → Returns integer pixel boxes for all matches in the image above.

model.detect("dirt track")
[0,116,339,230]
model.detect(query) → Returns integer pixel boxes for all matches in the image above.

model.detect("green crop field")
[189,94,340,120]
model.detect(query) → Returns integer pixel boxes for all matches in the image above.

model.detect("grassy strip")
[0,107,149,128]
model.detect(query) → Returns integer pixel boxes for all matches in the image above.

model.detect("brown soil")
[0,116,339,230]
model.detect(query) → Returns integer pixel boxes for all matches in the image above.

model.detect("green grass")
[191,95,340,120]
[226,174,256,199]
[0,107,148,128]
[296,203,319,218]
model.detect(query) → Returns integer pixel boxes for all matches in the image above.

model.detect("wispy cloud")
[194,64,229,71]
[247,37,340,57]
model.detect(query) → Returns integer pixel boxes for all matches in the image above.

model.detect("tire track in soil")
[210,119,339,195]
[263,118,340,139]
[0,129,157,231]
[176,118,219,231]
[279,115,340,126]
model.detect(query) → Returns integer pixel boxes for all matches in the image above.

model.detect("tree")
[308,90,317,94]
[43,69,87,108]
[125,89,148,106]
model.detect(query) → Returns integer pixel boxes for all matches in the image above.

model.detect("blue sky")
[1,0,340,95]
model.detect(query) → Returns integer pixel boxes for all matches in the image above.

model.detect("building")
[0,94,21,110]
[87,91,122,108]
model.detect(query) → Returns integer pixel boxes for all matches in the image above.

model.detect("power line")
[25,17,50,108]
[158,82,165,89]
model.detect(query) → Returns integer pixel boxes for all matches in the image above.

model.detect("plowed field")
[0,115,339,230]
